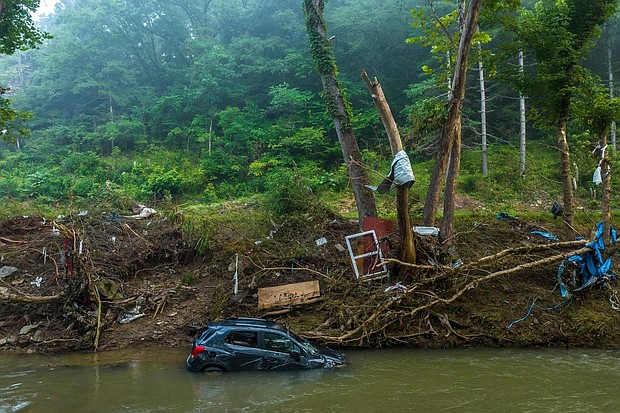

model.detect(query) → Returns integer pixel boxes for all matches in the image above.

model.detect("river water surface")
[1,347,619,412]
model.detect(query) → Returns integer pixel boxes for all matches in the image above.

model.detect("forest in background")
[0,0,619,217]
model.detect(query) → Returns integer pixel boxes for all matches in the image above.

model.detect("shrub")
[263,168,328,216]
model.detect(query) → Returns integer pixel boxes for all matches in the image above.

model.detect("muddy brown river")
[1,347,619,412]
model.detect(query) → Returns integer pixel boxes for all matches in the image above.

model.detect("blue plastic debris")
[565,222,616,292]
[556,262,570,298]
[550,201,563,219]
[531,231,559,241]
[508,222,616,329]
[496,211,517,221]
[507,298,569,329]
[105,212,124,222]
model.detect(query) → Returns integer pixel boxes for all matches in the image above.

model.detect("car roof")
[212,317,288,333]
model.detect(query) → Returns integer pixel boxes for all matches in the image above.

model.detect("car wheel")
[202,366,225,373]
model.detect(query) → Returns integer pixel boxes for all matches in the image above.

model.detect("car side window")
[224,331,257,348]
[263,332,298,354]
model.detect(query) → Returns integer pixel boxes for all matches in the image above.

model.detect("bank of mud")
[1,207,619,354]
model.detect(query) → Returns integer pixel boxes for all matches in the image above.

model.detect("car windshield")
[289,330,318,355]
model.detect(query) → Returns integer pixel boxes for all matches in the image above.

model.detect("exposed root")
[303,243,593,345]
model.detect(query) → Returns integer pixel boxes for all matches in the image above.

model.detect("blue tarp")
[509,222,616,329]
[531,231,559,241]
[559,222,616,293]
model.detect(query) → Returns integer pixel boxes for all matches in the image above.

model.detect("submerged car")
[186,318,346,372]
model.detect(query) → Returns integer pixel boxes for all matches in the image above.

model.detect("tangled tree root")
[302,240,590,345]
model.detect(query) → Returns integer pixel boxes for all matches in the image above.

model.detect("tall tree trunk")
[609,36,617,152]
[441,117,462,246]
[519,50,527,176]
[303,0,377,227]
[478,40,488,176]
[557,97,575,237]
[361,71,416,266]
[598,130,612,249]
[422,0,482,231]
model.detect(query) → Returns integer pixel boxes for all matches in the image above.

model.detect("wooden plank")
[258,280,320,309]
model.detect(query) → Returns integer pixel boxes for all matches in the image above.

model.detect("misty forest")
[0,0,618,228]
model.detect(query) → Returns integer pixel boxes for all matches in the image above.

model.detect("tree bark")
[519,50,527,176]
[609,35,617,152]
[361,70,416,265]
[441,117,462,246]
[598,130,612,250]
[303,0,377,228]
[423,0,482,241]
[557,99,576,237]
[478,40,488,176]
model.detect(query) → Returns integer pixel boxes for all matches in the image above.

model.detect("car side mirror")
[290,349,301,361]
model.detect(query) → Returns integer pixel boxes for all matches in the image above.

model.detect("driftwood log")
[0,286,63,303]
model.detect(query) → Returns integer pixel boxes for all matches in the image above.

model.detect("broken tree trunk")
[361,70,416,266]
[303,0,377,228]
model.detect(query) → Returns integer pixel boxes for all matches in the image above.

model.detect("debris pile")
[0,212,192,352]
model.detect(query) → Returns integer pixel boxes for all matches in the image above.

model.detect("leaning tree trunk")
[424,0,482,240]
[303,0,377,227]
[362,70,416,266]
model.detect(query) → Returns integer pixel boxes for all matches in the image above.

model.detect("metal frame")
[344,230,389,280]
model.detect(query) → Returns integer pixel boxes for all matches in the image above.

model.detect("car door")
[259,331,306,370]
[222,330,263,370]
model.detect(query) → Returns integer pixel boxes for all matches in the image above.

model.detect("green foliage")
[146,168,182,198]
[0,0,45,142]
[280,127,331,158]
[407,0,498,89]
[303,0,336,76]
[303,0,354,128]
[405,95,447,156]
[0,91,32,142]
[0,0,50,55]
[572,73,620,137]
[268,83,314,117]
[180,272,197,286]
[22,167,70,201]
[182,201,272,255]
[516,0,619,126]
[300,161,348,192]
[2,0,620,225]
[200,149,244,183]
[457,144,563,207]
[263,167,327,216]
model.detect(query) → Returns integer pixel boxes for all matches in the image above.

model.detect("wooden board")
[258,280,320,309]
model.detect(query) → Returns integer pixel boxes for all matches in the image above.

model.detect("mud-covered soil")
[1,209,619,354]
